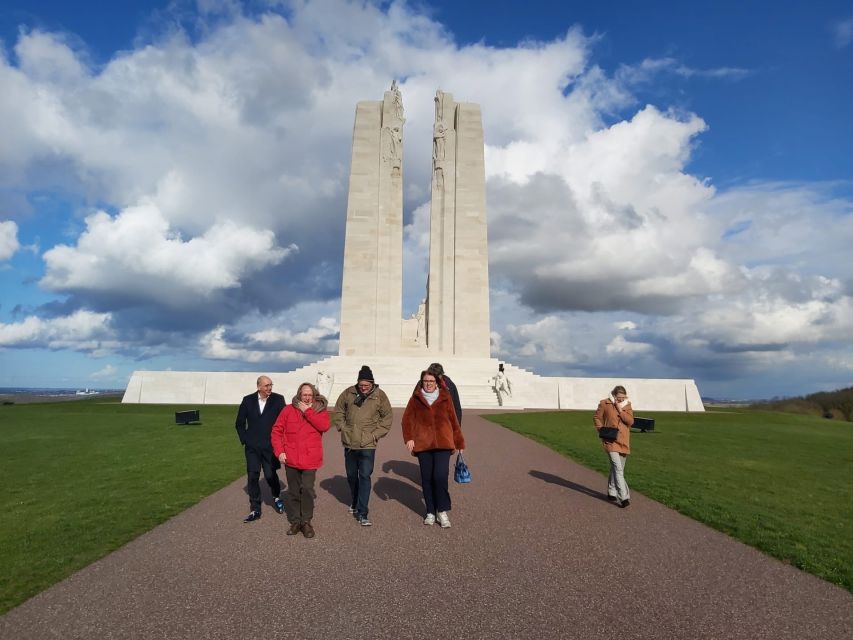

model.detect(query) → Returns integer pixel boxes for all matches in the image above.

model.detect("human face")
[357,380,373,393]
[299,386,315,404]
[257,377,273,399]
[421,375,438,391]
[614,391,627,403]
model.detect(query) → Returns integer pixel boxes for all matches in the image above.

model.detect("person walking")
[594,385,634,507]
[234,375,286,522]
[271,382,330,538]
[332,365,392,526]
[402,370,466,528]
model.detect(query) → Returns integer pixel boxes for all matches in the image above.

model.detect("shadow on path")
[374,477,424,515]
[529,470,610,503]
[382,459,421,484]
[319,475,351,507]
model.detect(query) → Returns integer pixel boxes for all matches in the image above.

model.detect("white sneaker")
[423,513,436,526]
[436,511,451,528]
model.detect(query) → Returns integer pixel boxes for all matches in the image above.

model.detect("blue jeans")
[344,448,376,517]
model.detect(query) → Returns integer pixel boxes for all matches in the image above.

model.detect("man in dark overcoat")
[235,375,286,522]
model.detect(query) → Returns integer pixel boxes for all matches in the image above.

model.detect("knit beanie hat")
[357,365,374,382]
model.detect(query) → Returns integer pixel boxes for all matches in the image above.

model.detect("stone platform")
[122,355,704,411]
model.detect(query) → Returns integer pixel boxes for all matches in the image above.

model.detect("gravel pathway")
[1,410,850,639]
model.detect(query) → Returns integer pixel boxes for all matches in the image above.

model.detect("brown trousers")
[284,466,317,524]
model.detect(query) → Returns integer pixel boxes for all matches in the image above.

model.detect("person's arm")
[331,390,347,432]
[618,401,634,427]
[235,397,249,444]
[450,402,465,451]
[402,398,416,452]
[593,400,605,429]
[374,392,393,440]
[304,407,331,433]
[271,407,287,462]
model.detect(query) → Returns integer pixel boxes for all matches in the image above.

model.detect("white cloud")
[90,364,118,379]
[0,1,850,397]
[41,203,296,306]
[832,18,853,48]
[0,220,20,261]
[0,310,115,351]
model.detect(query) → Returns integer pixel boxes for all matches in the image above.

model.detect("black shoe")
[243,510,261,523]
[607,495,618,502]
[619,499,630,508]
[273,498,285,514]
[286,522,302,535]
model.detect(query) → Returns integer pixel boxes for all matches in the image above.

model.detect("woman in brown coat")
[402,370,465,528]
[593,385,634,507]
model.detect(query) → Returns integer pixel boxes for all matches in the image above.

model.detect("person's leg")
[245,447,262,512]
[344,448,359,511]
[416,450,436,515]
[608,451,629,501]
[619,454,630,500]
[260,449,282,500]
[284,465,303,524]
[607,451,618,499]
[356,449,376,518]
[301,469,317,523]
[432,449,453,513]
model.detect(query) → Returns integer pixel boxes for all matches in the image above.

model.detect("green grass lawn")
[0,398,244,614]
[485,408,853,592]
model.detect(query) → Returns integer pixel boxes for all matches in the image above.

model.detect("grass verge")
[484,408,852,592]
[0,398,243,614]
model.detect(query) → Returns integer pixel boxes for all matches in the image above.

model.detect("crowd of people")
[235,364,632,537]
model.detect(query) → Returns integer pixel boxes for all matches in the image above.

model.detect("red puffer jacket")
[271,399,331,470]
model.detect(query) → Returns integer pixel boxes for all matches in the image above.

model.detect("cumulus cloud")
[0,310,115,351]
[41,203,295,308]
[1,1,850,397]
[0,220,20,261]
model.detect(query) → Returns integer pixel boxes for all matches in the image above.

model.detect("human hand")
[406,439,415,453]
[278,453,286,464]
[297,401,310,412]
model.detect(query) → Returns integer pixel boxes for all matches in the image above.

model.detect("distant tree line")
[752,386,853,422]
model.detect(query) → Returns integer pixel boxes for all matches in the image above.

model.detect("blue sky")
[0,0,851,398]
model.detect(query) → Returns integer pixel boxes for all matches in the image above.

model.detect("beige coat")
[331,385,393,449]
[593,397,634,455]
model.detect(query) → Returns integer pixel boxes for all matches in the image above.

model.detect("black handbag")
[598,426,619,440]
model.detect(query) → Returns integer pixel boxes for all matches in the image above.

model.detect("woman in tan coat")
[402,370,465,528]
[594,385,634,507]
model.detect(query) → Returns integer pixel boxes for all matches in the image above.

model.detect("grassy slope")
[0,399,243,614]
[485,408,853,592]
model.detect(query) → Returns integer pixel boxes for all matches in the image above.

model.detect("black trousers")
[415,449,452,514]
[245,445,282,511]
[284,466,317,524]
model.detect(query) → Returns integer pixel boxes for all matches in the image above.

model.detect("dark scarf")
[354,384,378,407]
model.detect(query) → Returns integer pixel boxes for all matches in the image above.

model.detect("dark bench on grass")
[175,409,200,425]
[632,416,655,432]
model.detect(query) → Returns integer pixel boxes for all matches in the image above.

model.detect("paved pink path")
[1,410,850,639]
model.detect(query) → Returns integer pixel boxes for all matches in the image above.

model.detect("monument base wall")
[122,356,704,412]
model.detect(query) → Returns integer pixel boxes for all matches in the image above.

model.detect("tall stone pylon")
[425,90,491,357]
[338,82,405,356]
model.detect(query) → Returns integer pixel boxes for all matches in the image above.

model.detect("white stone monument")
[122,84,705,412]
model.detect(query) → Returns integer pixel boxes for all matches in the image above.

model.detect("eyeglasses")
[422,379,437,385]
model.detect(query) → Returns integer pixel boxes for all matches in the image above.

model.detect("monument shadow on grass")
[529,470,610,502]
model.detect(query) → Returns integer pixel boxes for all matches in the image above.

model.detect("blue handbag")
[454,452,471,484]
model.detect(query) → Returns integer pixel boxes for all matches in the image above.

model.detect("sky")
[0,0,851,399]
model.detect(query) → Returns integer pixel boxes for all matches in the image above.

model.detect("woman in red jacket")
[402,370,465,528]
[593,385,634,508]
[271,382,330,538]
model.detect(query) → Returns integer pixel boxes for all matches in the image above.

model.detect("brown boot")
[286,522,302,536]
[301,521,315,538]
